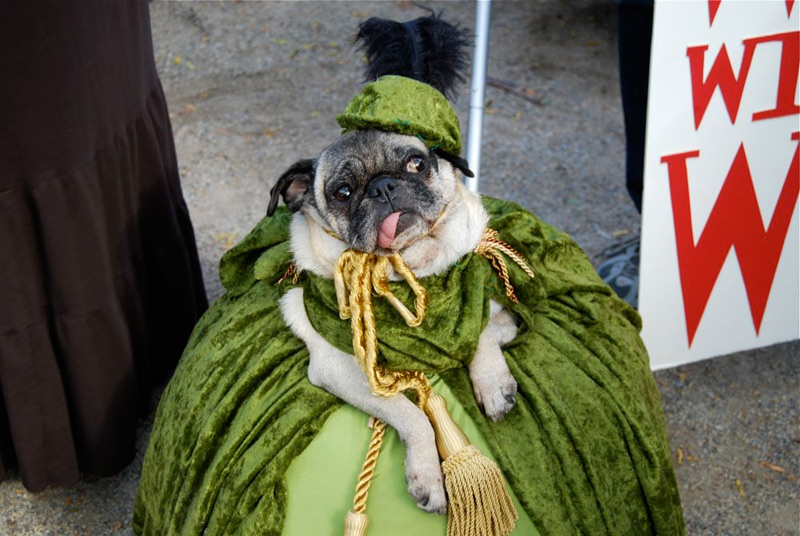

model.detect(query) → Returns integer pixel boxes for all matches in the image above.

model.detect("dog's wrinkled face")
[269,131,459,254]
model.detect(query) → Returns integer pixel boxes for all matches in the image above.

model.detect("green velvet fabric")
[133,197,684,535]
[336,75,463,155]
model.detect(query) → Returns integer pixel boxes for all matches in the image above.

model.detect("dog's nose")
[367,176,398,202]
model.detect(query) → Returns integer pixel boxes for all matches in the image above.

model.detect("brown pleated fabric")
[0,0,208,492]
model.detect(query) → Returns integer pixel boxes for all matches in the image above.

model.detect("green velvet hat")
[336,75,463,156]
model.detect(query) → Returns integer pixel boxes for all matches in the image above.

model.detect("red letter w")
[687,31,800,129]
[660,133,800,345]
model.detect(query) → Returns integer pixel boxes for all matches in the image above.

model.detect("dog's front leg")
[469,300,519,422]
[280,288,446,514]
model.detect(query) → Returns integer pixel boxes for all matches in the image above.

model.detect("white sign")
[639,0,799,369]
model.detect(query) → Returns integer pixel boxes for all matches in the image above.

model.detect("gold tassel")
[336,247,518,536]
[426,394,518,536]
[343,511,369,536]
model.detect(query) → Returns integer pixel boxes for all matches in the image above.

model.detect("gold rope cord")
[352,418,388,514]
[334,251,432,406]
[278,262,300,285]
[474,229,535,304]
[343,419,387,536]
[337,228,525,536]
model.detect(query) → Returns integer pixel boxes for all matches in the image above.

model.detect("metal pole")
[466,0,492,192]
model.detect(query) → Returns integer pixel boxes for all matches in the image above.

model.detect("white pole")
[466,0,492,193]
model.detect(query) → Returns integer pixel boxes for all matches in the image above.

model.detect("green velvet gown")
[133,197,685,535]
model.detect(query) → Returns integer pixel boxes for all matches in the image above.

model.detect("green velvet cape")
[133,197,684,535]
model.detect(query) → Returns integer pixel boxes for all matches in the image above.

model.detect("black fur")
[267,159,316,216]
[355,13,470,100]
[434,148,474,178]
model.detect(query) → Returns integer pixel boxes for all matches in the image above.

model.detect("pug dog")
[264,12,521,514]
[270,129,519,514]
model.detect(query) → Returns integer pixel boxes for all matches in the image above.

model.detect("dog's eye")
[406,155,426,174]
[334,185,352,202]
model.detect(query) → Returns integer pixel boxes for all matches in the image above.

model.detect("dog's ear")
[267,159,316,216]
[433,149,475,178]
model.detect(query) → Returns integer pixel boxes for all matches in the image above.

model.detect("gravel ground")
[1,1,797,535]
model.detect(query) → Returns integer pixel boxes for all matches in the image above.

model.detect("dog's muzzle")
[367,176,398,208]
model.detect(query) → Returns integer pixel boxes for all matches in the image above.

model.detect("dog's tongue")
[378,211,402,249]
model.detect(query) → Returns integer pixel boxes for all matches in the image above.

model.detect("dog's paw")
[471,360,518,422]
[405,443,447,514]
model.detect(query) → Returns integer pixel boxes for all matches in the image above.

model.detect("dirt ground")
[0,1,797,535]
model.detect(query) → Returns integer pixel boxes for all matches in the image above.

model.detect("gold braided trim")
[278,262,300,285]
[474,228,535,304]
[334,250,432,406]
[352,419,388,514]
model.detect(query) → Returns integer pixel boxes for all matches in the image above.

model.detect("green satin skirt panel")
[283,376,540,535]
[133,198,684,535]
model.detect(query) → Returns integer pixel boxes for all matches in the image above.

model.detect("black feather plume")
[355,13,471,100]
